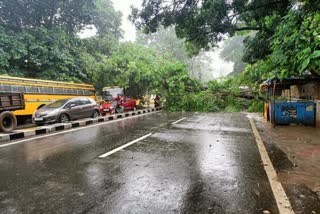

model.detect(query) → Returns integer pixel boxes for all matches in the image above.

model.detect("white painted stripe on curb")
[0,111,161,149]
[172,117,186,125]
[249,118,294,214]
[99,133,152,158]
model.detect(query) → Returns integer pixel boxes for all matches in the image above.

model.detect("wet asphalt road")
[0,112,278,214]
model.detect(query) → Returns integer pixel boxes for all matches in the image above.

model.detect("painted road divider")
[99,133,152,158]
[0,107,162,144]
[172,117,187,125]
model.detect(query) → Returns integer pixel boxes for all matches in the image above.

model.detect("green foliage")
[0,27,90,82]
[270,9,320,77]
[97,43,158,97]
[0,0,269,114]
[0,0,122,83]
[248,100,264,113]
[83,34,119,58]
[132,0,290,61]
[136,26,216,82]
[165,91,221,112]
[237,59,272,88]
[92,0,123,38]
[237,2,320,80]
[164,75,263,113]
[164,89,262,113]
[0,0,122,37]
[208,77,240,95]
[91,42,200,98]
[0,0,95,34]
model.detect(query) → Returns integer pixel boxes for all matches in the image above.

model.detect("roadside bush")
[165,91,222,112]
[247,100,264,112]
[164,90,261,113]
[164,76,263,113]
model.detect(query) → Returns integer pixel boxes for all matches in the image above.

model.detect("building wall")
[285,82,320,127]
[289,82,320,100]
[316,100,320,127]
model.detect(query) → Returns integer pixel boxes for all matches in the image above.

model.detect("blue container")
[270,101,316,126]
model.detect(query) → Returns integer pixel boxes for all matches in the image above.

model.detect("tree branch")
[235,26,262,31]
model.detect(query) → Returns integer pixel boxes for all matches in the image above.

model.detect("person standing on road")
[114,94,123,113]
[115,94,121,103]
[155,95,161,107]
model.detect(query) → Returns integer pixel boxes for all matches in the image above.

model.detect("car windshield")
[43,99,70,109]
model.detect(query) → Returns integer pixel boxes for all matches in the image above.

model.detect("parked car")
[32,97,100,125]
[100,96,137,115]
[119,96,137,112]
[99,100,117,116]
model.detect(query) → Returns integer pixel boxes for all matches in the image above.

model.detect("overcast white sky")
[80,0,142,40]
[112,0,142,41]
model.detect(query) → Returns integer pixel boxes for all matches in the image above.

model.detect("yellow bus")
[0,75,96,119]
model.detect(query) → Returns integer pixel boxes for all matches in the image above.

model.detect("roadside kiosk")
[260,78,318,126]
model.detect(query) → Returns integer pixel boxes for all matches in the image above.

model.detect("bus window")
[4,85,11,92]
[11,85,18,92]
[18,85,25,93]
[50,87,55,94]
[54,88,63,94]
[39,87,46,94]
[67,89,72,94]
[32,86,37,93]
[25,86,31,93]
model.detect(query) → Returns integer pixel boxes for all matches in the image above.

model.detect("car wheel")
[92,110,100,118]
[59,114,70,123]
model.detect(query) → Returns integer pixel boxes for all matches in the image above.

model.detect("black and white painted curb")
[0,107,162,143]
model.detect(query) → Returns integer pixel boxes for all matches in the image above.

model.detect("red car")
[99,100,117,116]
[100,96,137,115]
[119,96,137,111]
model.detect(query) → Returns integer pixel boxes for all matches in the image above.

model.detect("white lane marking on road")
[0,111,161,149]
[172,117,186,125]
[99,133,152,158]
[249,118,294,214]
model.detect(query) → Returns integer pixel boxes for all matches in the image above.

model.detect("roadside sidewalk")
[250,113,320,213]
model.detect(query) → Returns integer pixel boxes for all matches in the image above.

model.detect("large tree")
[0,0,122,37]
[131,0,290,63]
[0,27,91,81]
[0,0,123,83]
[0,0,94,34]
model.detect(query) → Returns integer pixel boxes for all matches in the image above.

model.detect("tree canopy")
[0,0,122,83]
[0,0,122,37]
[132,0,320,79]
[131,0,290,61]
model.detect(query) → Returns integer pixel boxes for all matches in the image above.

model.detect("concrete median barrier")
[0,107,162,143]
